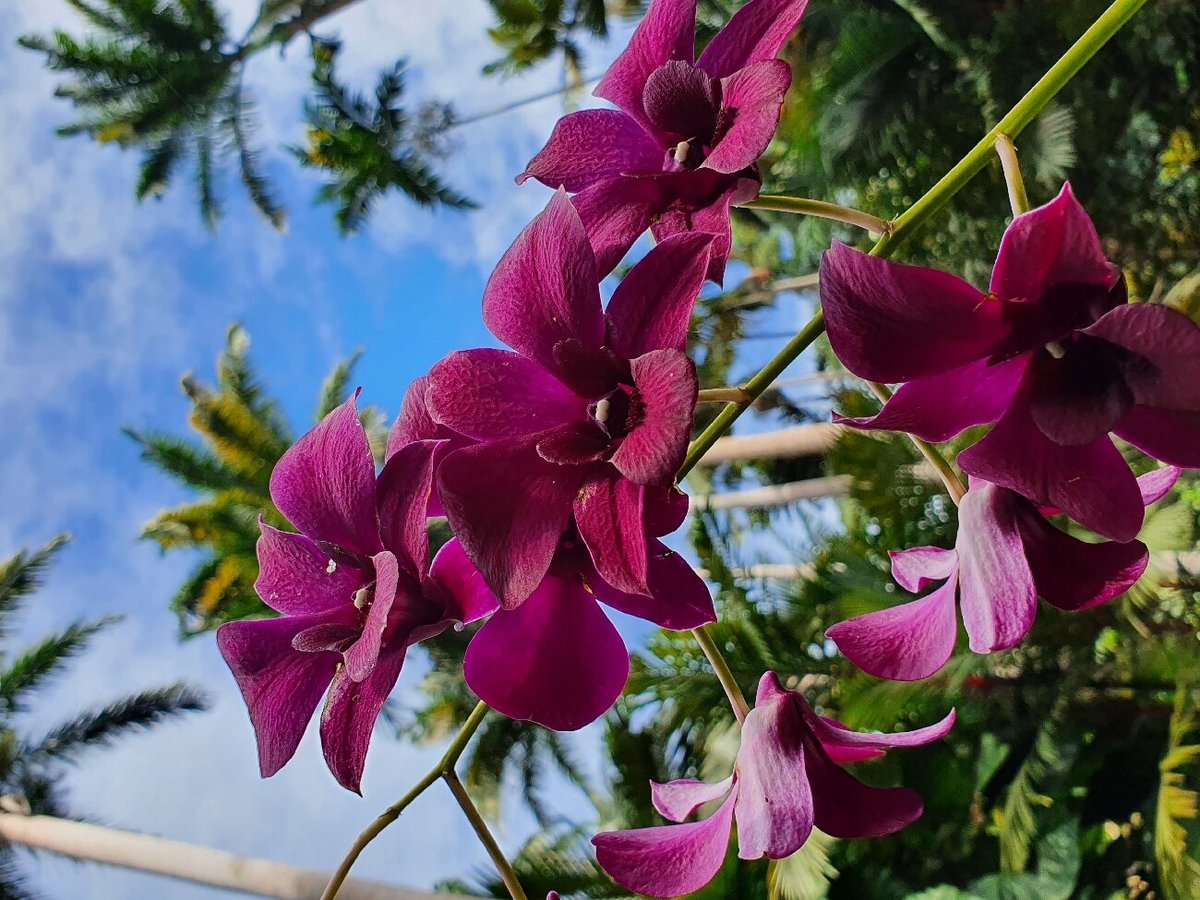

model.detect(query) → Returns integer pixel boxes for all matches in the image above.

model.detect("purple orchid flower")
[518,0,810,283]
[216,395,494,792]
[428,191,711,608]
[432,516,716,731]
[593,672,954,897]
[827,467,1177,682]
[821,184,1200,542]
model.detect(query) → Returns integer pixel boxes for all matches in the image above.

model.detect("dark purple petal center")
[643,61,725,169]
[990,277,1127,363]
[589,385,644,441]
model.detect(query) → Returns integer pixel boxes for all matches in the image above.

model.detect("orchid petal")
[990,183,1115,301]
[438,437,584,608]
[643,60,720,141]
[645,484,690,536]
[343,550,397,682]
[427,538,501,625]
[595,0,697,134]
[836,356,1026,442]
[216,614,339,778]
[1015,501,1147,612]
[320,644,407,793]
[605,232,713,358]
[1138,466,1181,506]
[697,0,810,78]
[270,395,380,555]
[704,59,792,173]
[956,483,1038,653]
[387,375,438,459]
[887,546,958,593]
[1027,338,1134,445]
[1116,407,1200,468]
[255,522,362,616]
[518,109,665,192]
[592,794,736,899]
[820,242,1007,382]
[650,178,744,284]
[809,707,957,752]
[959,393,1144,542]
[595,540,717,630]
[376,441,436,578]
[827,577,959,681]
[1084,303,1200,410]
[483,191,604,373]
[535,422,610,466]
[575,471,650,596]
[573,176,666,277]
[806,741,924,839]
[734,695,814,859]
[652,776,735,822]
[464,575,629,731]
[428,349,586,441]
[611,349,697,484]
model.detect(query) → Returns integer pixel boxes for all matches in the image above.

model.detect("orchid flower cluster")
[213,0,1198,897]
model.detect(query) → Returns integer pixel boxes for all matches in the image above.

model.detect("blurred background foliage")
[28,0,1200,897]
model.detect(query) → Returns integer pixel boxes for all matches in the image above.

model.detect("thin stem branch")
[321,701,490,900]
[744,196,892,235]
[692,625,751,723]
[697,387,752,404]
[444,772,528,900]
[867,383,966,503]
[994,134,1030,216]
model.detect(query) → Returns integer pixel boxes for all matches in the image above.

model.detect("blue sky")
[0,2,825,896]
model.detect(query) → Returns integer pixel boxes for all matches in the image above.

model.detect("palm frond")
[0,537,71,639]
[0,617,117,714]
[24,683,208,766]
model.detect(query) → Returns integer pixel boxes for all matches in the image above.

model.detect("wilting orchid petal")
[320,645,408,793]
[596,672,950,896]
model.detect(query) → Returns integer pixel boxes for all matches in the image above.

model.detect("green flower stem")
[321,701,492,900]
[871,0,1148,258]
[692,625,752,723]
[445,771,529,900]
[994,134,1031,216]
[744,196,892,235]
[867,383,967,503]
[679,0,1146,715]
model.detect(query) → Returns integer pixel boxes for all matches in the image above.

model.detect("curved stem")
[744,196,892,236]
[444,772,528,900]
[692,625,751,723]
[994,134,1030,216]
[321,701,490,900]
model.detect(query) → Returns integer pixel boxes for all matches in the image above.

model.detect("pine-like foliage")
[0,535,207,892]
[129,323,383,634]
[293,39,474,234]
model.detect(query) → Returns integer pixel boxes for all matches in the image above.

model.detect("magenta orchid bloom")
[518,0,809,283]
[216,396,494,792]
[433,523,716,732]
[428,191,711,608]
[827,467,1177,682]
[822,184,1200,542]
[593,672,954,897]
